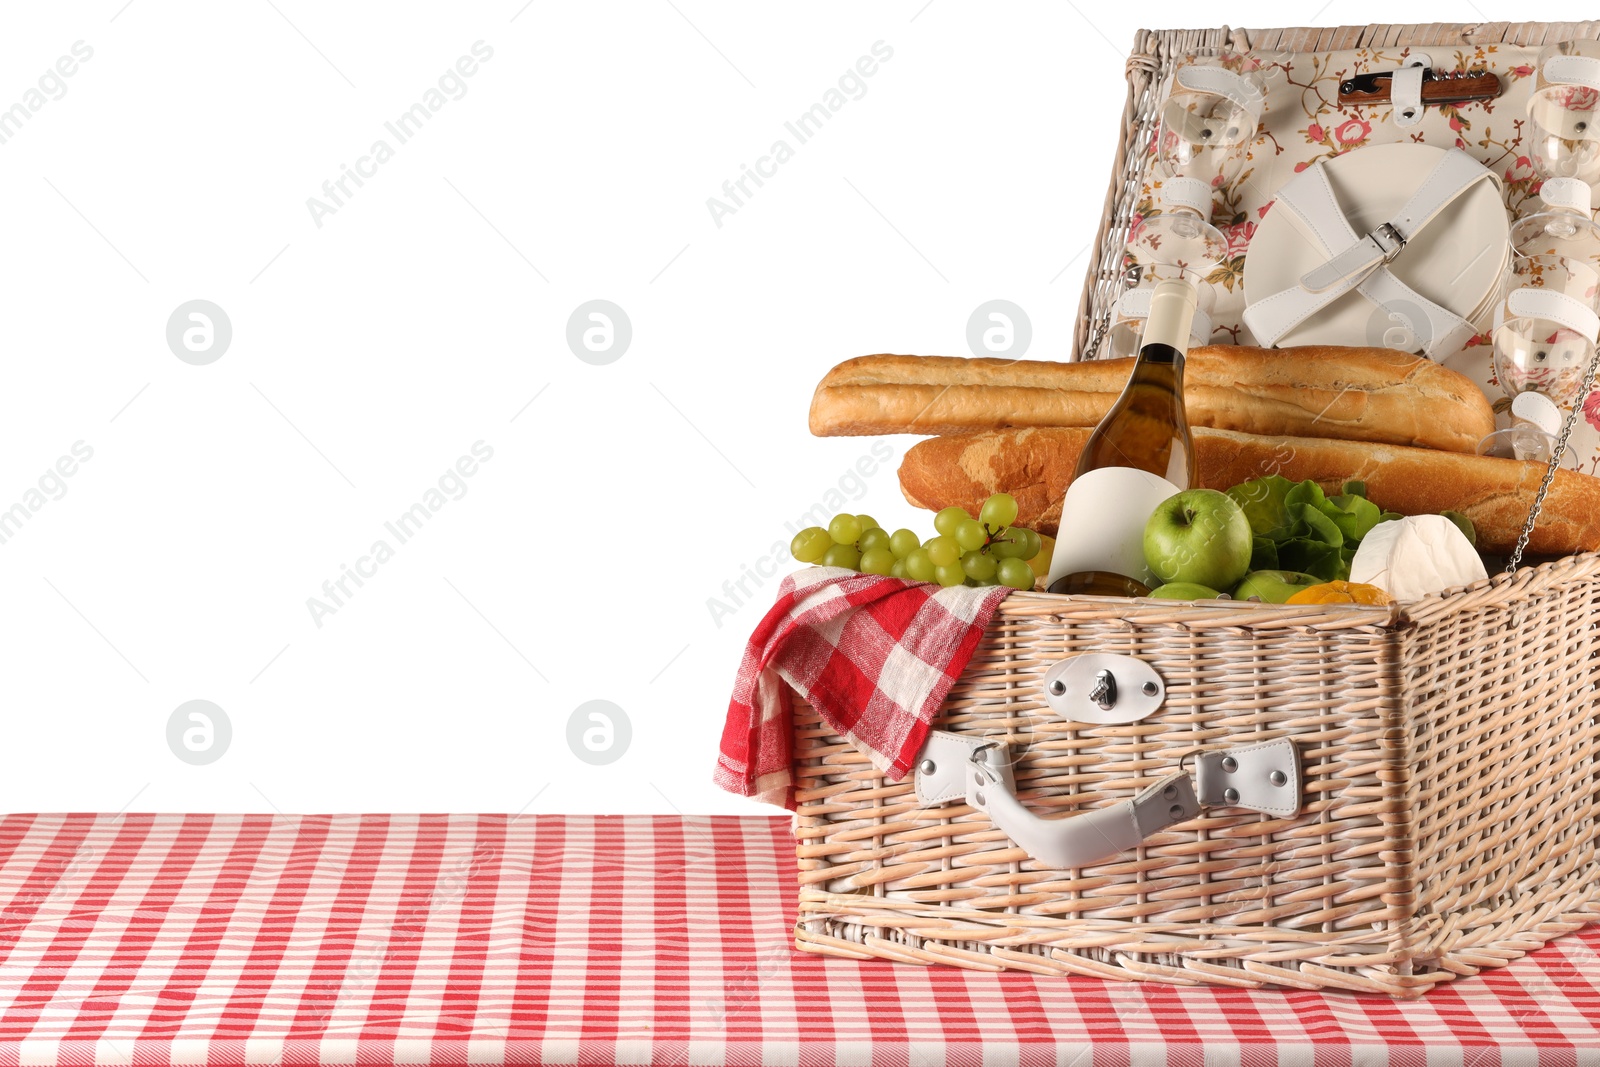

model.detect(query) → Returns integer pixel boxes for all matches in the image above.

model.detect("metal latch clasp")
[1040,654,1165,725]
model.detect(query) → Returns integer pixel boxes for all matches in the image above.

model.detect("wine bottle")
[1045,278,1198,596]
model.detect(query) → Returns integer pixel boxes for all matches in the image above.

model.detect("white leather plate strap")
[1355,268,1482,357]
[914,731,1303,870]
[1244,149,1493,357]
[1506,287,1600,340]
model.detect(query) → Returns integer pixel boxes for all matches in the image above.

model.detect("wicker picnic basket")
[792,21,1600,997]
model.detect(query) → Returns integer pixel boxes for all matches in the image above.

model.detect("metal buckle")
[1370,222,1406,262]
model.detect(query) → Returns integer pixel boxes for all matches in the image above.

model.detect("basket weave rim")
[1130,20,1600,52]
[1001,550,1600,628]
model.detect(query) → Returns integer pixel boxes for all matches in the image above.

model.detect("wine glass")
[1477,391,1565,462]
[1487,180,1600,441]
[1157,53,1275,192]
[1526,41,1600,188]
[1124,179,1230,287]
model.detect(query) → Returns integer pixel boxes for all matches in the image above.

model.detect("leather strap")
[1544,54,1600,89]
[1511,390,1563,435]
[1539,177,1594,215]
[1243,149,1495,357]
[1391,64,1426,126]
[1173,64,1265,125]
[1355,267,1480,356]
[1162,176,1213,216]
[1506,287,1600,339]
[1115,288,1212,346]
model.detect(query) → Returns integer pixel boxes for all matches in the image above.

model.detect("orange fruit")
[1285,580,1395,606]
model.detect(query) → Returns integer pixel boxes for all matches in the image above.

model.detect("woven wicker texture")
[793,552,1600,995]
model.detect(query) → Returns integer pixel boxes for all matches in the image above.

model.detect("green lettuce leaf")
[1277,537,1347,580]
[1249,536,1280,572]
[1227,475,1298,541]
[1328,492,1384,543]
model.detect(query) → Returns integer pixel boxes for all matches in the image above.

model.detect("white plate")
[1243,143,1509,349]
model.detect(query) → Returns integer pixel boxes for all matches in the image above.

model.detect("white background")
[0,0,1486,815]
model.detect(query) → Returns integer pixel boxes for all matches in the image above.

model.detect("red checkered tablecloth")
[0,813,1597,1066]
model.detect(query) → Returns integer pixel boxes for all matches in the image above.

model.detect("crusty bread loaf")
[898,427,1600,556]
[812,345,1496,453]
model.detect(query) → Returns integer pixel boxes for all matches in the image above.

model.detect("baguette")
[812,345,1496,453]
[898,427,1600,556]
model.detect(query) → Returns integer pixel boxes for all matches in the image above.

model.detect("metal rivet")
[1224,787,1240,804]
[1221,757,1238,773]
[1163,784,1178,800]
[1049,679,1066,696]
[1270,770,1288,786]
[1403,109,1415,119]
[974,791,986,806]
[1169,804,1185,819]
[919,759,936,775]
[1142,681,1159,696]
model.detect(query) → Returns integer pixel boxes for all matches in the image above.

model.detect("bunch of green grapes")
[789,493,1042,591]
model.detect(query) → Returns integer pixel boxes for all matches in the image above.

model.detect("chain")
[1505,342,1600,572]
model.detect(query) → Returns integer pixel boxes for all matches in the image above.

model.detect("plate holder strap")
[1242,149,1493,357]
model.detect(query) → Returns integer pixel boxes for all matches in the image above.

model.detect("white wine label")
[1044,466,1184,590]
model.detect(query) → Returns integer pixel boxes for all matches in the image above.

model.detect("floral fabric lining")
[1131,43,1600,473]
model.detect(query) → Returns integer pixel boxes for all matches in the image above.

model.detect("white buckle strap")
[1243,148,1496,358]
[1300,220,1406,294]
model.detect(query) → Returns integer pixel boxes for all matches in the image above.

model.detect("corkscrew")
[1337,67,1501,107]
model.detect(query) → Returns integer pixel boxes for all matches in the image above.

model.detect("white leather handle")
[916,732,1303,870]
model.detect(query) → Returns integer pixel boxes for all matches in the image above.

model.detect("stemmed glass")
[1111,53,1275,354]
[1480,45,1600,461]
[1526,41,1600,188]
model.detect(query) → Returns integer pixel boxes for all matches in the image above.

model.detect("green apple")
[1143,488,1253,591]
[1148,582,1222,600]
[1232,569,1323,604]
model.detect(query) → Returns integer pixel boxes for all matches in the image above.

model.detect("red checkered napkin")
[715,566,1011,809]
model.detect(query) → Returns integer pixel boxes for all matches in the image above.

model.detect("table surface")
[0,813,1596,1066]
